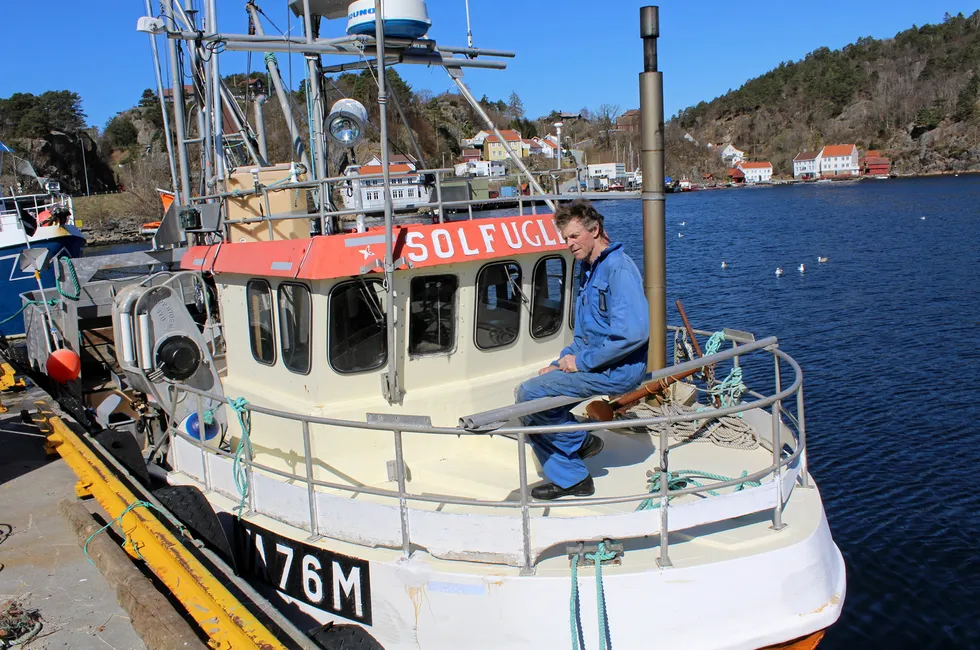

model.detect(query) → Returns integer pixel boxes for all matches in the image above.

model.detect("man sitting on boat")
[516,200,649,500]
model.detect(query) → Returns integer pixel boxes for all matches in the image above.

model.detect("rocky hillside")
[669,11,980,177]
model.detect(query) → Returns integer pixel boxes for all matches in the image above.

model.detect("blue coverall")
[516,242,649,488]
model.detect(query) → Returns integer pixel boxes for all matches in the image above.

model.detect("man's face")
[560,218,601,261]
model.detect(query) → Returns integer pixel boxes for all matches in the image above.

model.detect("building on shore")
[461,148,482,163]
[793,151,822,179]
[819,144,860,177]
[616,109,641,133]
[483,130,525,161]
[708,143,745,167]
[587,162,627,189]
[454,160,505,178]
[341,154,430,212]
[861,150,891,176]
[737,161,773,183]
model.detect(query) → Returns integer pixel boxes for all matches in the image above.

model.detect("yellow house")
[482,130,525,161]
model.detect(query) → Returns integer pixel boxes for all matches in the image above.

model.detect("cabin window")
[409,275,458,355]
[475,262,523,350]
[277,283,312,374]
[247,279,276,366]
[569,260,582,330]
[329,279,388,374]
[531,256,566,338]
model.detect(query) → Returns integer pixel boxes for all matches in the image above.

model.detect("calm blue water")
[598,177,980,648]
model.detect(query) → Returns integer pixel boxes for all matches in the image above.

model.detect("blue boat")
[0,191,86,335]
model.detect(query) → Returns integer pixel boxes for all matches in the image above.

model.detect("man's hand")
[558,355,578,373]
[538,365,559,376]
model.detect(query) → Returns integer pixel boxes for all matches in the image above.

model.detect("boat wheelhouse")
[14,2,844,648]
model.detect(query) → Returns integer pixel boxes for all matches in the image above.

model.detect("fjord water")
[600,177,980,648]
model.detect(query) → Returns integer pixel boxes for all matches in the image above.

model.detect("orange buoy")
[46,348,81,383]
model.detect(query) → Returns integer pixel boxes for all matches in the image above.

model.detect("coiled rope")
[570,541,617,650]
[631,402,760,450]
[637,469,761,511]
[83,500,188,563]
[229,397,253,516]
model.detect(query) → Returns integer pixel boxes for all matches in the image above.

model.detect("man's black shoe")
[531,476,595,500]
[579,434,604,460]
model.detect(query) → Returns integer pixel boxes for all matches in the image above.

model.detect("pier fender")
[152,485,236,571]
[94,428,151,486]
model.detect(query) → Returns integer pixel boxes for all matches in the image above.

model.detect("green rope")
[229,397,253,516]
[83,500,188,563]
[56,256,80,301]
[570,541,618,650]
[637,469,761,511]
[264,52,278,66]
[704,330,726,356]
[709,366,746,408]
[202,409,215,426]
[0,299,58,327]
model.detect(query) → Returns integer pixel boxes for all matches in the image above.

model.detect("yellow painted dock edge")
[36,401,287,650]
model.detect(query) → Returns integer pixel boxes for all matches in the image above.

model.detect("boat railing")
[189,166,590,240]
[164,328,807,572]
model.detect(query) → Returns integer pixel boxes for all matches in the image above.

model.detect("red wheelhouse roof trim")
[181,213,567,280]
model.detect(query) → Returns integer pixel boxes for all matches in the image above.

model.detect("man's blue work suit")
[516,242,649,488]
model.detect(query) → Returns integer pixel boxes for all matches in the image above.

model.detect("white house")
[737,161,773,183]
[718,143,745,167]
[588,163,627,188]
[793,151,821,179]
[533,137,556,158]
[342,153,431,212]
[454,160,505,178]
[818,144,859,177]
[461,130,492,148]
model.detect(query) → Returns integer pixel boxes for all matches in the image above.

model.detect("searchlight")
[327,99,368,147]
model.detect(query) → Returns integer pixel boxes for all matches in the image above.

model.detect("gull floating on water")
[799,264,806,273]
[921,216,927,220]
[679,221,686,226]
[721,261,728,269]
[678,233,684,238]
[776,267,784,277]
[817,256,828,263]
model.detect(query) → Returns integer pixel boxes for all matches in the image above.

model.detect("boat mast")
[639,6,666,370]
[144,0,181,203]
[163,0,192,204]
[374,0,401,404]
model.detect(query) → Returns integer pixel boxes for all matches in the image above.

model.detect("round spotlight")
[327,99,368,148]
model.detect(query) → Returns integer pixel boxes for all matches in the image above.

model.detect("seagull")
[678,232,684,238]
[679,221,686,226]
[721,261,728,269]
[920,216,926,220]
[817,256,828,263]
[799,264,806,273]
[776,267,783,277]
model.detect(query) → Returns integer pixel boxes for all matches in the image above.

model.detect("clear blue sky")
[1,1,977,130]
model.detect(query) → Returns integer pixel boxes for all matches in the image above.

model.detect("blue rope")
[229,397,253,516]
[570,541,618,650]
[704,330,726,356]
[637,469,761,511]
[83,500,187,563]
[709,366,746,408]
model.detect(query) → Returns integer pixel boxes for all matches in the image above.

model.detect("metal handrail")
[166,332,806,570]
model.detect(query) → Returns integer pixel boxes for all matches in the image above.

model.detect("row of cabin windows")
[245,256,571,376]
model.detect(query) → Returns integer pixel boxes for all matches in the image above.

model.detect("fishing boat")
[0,179,85,335]
[15,2,844,648]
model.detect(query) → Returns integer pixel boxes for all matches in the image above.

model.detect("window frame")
[408,273,460,358]
[473,260,524,352]
[327,278,389,375]
[246,278,277,367]
[529,255,567,340]
[276,281,313,375]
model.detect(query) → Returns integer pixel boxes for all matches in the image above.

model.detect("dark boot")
[531,476,595,500]
[578,434,604,460]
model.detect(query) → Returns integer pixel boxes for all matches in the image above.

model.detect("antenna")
[465,0,473,48]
